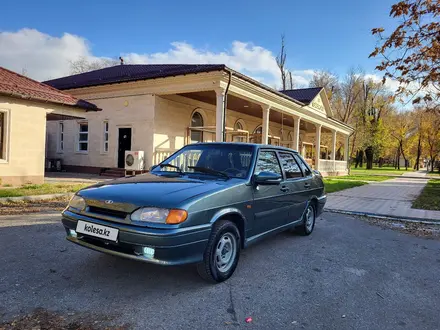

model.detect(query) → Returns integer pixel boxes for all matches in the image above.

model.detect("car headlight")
[68,195,86,211]
[131,207,188,224]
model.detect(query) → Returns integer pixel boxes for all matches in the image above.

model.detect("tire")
[296,203,316,236]
[197,220,241,283]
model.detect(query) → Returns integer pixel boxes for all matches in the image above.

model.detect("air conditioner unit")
[125,150,145,171]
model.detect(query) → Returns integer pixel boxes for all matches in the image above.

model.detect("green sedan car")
[62,143,326,282]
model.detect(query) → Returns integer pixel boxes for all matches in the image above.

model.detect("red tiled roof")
[0,67,99,111]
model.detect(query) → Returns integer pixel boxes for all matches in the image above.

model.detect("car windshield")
[152,144,254,179]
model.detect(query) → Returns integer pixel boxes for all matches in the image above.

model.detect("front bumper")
[316,195,327,216]
[62,210,211,266]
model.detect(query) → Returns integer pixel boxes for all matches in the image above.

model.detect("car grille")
[81,236,137,255]
[88,206,128,219]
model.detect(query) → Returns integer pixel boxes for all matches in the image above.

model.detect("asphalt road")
[1,212,440,330]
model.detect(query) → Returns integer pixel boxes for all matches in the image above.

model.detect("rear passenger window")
[279,153,303,179]
[255,151,282,175]
[295,155,312,176]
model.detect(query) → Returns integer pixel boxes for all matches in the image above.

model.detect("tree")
[69,56,120,74]
[276,34,295,90]
[358,80,394,169]
[422,111,440,172]
[411,108,425,170]
[389,111,413,170]
[288,71,294,90]
[335,69,364,124]
[369,0,440,109]
[309,68,399,169]
[309,70,339,101]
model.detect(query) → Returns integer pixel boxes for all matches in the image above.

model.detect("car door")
[293,154,315,213]
[251,149,290,235]
[278,152,309,223]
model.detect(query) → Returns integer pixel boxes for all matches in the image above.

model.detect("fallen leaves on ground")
[359,216,440,240]
[0,308,129,330]
[0,197,69,216]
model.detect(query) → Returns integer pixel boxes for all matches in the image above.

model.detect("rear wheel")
[197,220,240,283]
[296,203,316,236]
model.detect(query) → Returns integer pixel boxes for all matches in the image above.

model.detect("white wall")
[46,94,155,169]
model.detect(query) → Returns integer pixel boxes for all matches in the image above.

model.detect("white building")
[45,64,353,176]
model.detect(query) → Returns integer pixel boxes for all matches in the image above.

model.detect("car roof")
[187,142,299,154]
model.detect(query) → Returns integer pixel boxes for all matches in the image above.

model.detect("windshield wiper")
[159,164,182,173]
[188,166,229,179]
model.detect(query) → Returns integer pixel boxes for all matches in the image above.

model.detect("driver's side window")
[254,151,282,176]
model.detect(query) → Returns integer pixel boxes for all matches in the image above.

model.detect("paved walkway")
[45,172,105,184]
[325,170,440,222]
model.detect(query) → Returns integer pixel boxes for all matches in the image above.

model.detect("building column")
[344,134,350,165]
[331,129,336,172]
[315,124,322,170]
[293,117,301,151]
[261,105,271,145]
[215,88,225,142]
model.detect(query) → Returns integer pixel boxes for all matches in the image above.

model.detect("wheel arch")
[309,196,319,209]
[210,208,247,249]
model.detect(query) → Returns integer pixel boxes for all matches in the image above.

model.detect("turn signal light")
[166,209,188,224]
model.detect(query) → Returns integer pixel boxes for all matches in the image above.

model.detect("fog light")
[69,229,77,238]
[143,247,155,258]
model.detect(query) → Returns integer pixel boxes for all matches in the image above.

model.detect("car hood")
[78,173,230,211]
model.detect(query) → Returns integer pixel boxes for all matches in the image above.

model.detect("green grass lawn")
[350,165,413,176]
[427,171,440,176]
[412,179,440,211]
[323,179,368,193]
[0,183,91,198]
[328,175,392,182]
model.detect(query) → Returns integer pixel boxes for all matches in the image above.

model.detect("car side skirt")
[244,218,302,249]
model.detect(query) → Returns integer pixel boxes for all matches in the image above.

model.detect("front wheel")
[296,203,316,236]
[197,220,240,283]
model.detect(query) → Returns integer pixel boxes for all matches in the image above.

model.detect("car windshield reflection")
[151,144,254,179]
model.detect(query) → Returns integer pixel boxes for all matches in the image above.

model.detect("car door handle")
[280,186,290,192]
[304,183,311,189]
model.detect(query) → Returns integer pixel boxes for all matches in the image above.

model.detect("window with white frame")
[233,120,245,142]
[58,122,64,152]
[103,121,109,153]
[78,122,89,152]
[0,111,7,160]
[190,111,204,143]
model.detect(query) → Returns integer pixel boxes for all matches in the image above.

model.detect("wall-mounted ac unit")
[125,151,144,171]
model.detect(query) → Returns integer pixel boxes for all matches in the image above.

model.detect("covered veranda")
[152,70,353,176]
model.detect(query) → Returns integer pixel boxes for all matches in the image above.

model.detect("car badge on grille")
[105,200,114,204]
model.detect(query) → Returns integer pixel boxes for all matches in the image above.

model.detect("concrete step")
[100,168,125,177]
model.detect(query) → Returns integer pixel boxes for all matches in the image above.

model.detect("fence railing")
[318,160,348,172]
[334,160,347,172]
[318,160,335,173]
[153,148,177,165]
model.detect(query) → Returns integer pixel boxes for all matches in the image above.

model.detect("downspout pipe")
[223,70,232,141]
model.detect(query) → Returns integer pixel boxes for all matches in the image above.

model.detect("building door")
[118,128,132,168]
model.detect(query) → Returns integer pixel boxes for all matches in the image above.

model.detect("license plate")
[76,220,119,242]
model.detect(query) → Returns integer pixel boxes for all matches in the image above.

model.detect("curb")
[0,193,73,203]
[325,208,440,225]
[346,174,439,180]
[0,212,61,221]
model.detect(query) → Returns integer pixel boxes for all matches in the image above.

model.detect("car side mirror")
[254,172,282,185]
[149,165,158,171]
